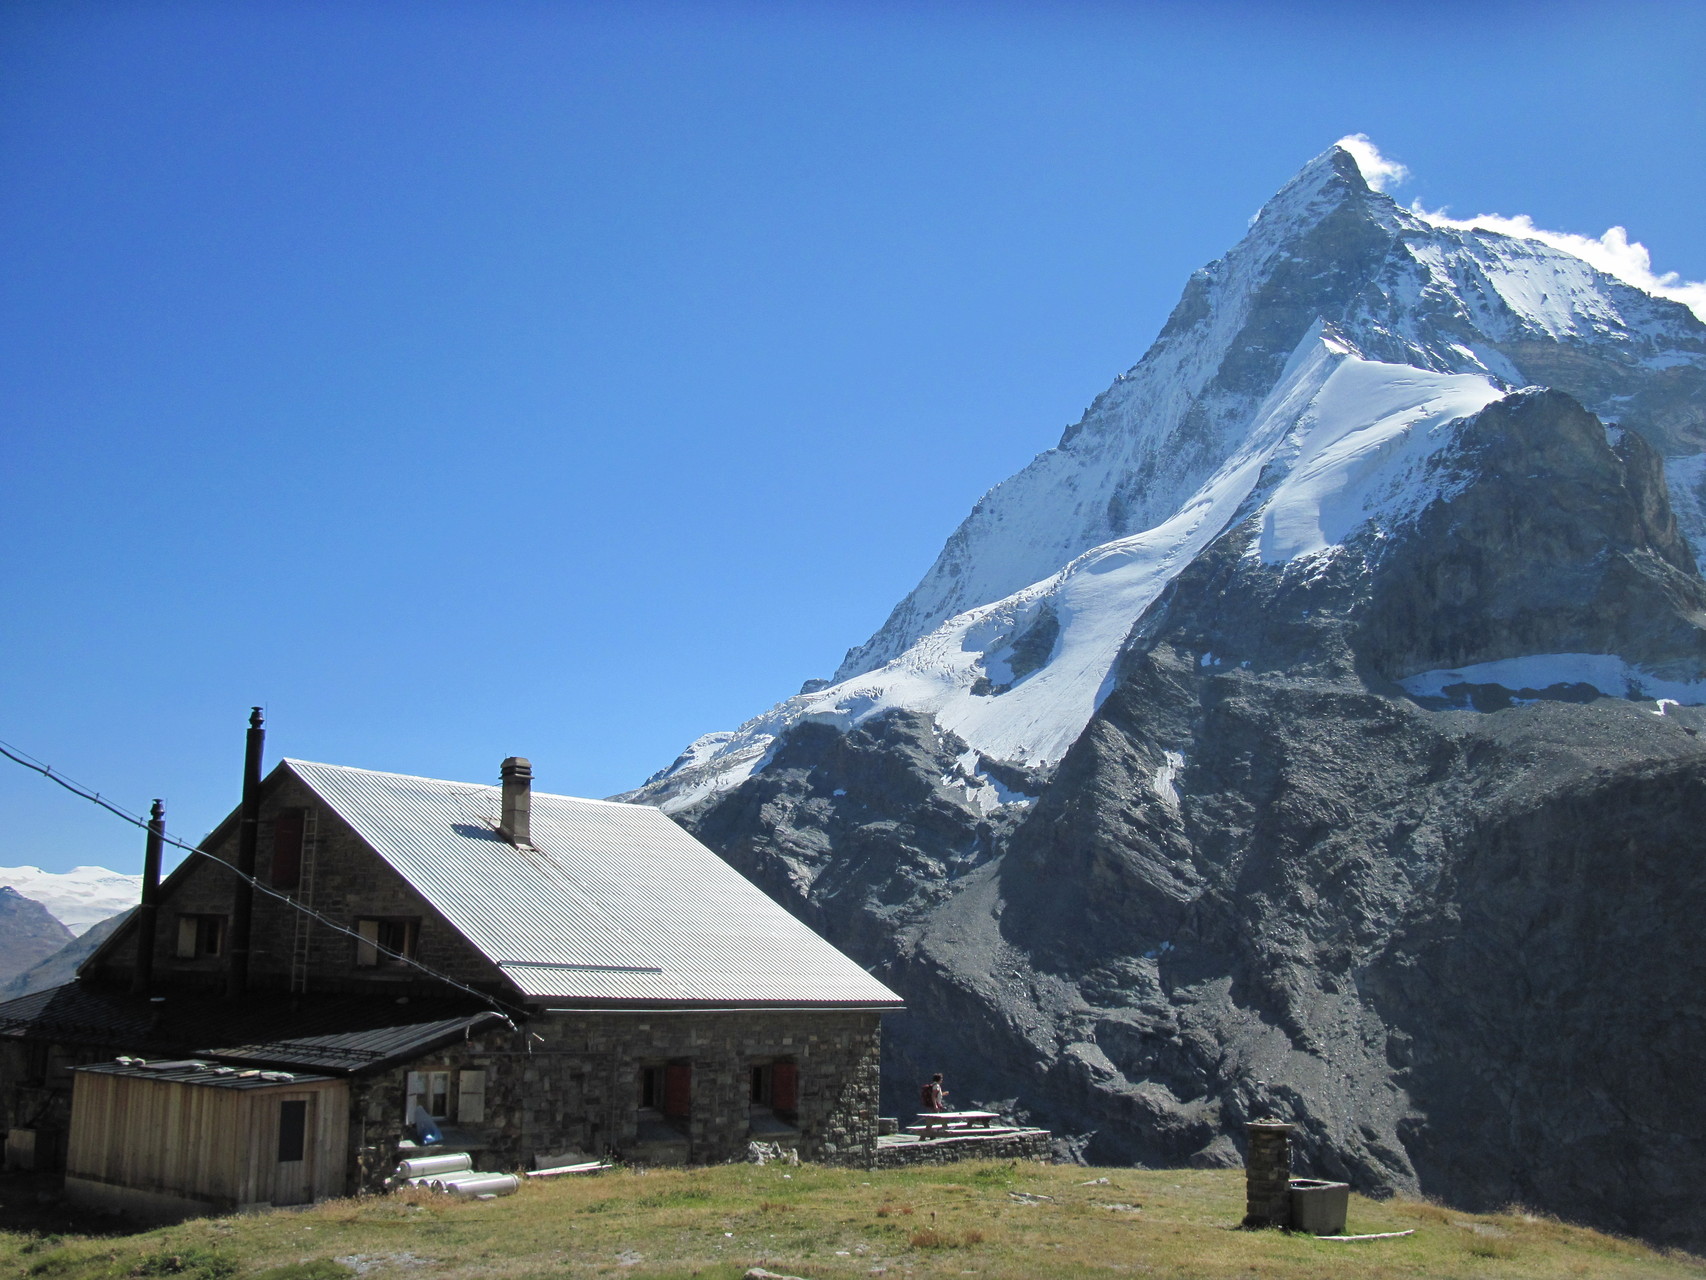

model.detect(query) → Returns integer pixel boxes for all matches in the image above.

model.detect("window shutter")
[356,919,380,967]
[772,1062,798,1112]
[663,1063,691,1118]
[272,810,305,889]
[458,1069,486,1124]
[175,917,198,959]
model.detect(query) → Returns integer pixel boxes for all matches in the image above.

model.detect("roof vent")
[500,757,532,847]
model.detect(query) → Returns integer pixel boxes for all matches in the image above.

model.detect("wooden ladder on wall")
[288,809,319,994]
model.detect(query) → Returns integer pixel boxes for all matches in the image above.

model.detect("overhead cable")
[0,737,521,1029]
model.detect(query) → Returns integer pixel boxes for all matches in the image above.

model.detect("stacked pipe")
[393,1152,519,1198]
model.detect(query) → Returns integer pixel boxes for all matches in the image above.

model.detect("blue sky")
[5,0,1705,876]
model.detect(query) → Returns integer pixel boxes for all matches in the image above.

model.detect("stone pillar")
[1242,1120,1293,1228]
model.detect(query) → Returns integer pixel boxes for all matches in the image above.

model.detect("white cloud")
[1411,206,1706,323]
[1334,133,1409,193]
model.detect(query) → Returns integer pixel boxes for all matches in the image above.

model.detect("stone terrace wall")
[872,1129,1052,1169]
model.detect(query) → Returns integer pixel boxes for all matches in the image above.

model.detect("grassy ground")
[2,1161,1701,1280]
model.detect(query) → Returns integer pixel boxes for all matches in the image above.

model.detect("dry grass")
[1,1161,1701,1280]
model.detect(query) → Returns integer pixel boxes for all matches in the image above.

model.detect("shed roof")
[74,1060,337,1090]
[0,982,502,1074]
[284,759,903,1010]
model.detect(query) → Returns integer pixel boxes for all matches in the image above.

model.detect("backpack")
[919,1082,935,1107]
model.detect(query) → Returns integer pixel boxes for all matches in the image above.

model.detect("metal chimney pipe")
[129,799,165,997]
[226,707,264,1000]
[500,757,532,847]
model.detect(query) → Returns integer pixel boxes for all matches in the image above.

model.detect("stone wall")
[872,1129,1052,1169]
[0,1038,98,1171]
[351,1008,883,1187]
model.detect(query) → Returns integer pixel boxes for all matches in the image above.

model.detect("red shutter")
[272,810,305,889]
[771,1062,797,1112]
[663,1063,692,1118]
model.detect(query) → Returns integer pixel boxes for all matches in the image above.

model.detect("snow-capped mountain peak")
[629,140,1706,813]
[0,864,142,935]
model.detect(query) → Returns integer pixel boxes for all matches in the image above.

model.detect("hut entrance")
[274,1095,315,1205]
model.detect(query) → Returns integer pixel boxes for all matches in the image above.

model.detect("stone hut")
[0,755,902,1211]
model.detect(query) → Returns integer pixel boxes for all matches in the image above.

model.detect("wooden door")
[272,1093,315,1206]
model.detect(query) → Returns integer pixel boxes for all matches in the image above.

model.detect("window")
[278,1100,307,1162]
[637,1062,691,1118]
[638,1065,664,1110]
[355,917,419,967]
[750,1060,798,1113]
[271,809,305,890]
[405,1069,484,1124]
[175,914,226,959]
[423,1071,451,1117]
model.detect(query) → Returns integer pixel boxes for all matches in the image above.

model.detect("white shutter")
[355,919,380,967]
[405,1071,424,1118]
[458,1070,486,1124]
[175,917,198,959]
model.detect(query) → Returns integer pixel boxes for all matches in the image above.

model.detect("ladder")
[288,809,319,993]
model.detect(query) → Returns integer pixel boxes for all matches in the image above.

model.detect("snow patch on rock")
[1399,654,1706,709]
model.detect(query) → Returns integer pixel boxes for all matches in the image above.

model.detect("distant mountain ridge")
[0,908,132,1001]
[0,864,142,935]
[0,887,74,985]
[626,142,1706,1249]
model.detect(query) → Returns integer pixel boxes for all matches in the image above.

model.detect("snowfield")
[1399,655,1706,708]
[0,864,141,934]
[647,340,1504,807]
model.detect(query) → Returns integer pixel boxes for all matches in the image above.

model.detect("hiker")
[919,1072,948,1112]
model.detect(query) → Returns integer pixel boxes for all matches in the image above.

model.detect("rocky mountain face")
[0,908,132,1001]
[0,887,75,985]
[627,144,1706,1248]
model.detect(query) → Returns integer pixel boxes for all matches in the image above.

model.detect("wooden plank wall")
[67,1073,349,1207]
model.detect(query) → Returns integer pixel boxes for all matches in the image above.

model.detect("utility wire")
[0,737,521,1029]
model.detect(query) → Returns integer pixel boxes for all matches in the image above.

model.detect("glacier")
[0,864,143,934]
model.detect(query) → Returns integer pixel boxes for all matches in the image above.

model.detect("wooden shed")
[65,1059,349,1221]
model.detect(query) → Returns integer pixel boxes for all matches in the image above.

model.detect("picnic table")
[908,1109,1005,1137]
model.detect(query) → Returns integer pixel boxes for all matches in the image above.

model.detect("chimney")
[226,707,264,1001]
[500,757,532,847]
[130,799,165,997]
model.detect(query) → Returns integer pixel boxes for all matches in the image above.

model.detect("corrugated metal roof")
[75,1060,336,1090]
[285,759,903,1009]
[0,983,501,1073]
